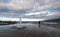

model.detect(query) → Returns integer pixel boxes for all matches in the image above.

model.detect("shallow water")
[0,23,60,37]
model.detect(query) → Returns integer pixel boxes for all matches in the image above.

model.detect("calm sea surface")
[0,23,60,37]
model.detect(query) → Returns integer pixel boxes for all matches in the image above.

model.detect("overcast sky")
[0,0,60,19]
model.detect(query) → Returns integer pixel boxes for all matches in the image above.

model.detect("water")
[0,23,60,37]
[0,23,35,32]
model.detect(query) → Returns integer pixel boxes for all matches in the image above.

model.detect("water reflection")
[0,23,60,37]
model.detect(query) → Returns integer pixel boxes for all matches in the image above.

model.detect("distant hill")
[41,18,60,24]
[43,18,60,22]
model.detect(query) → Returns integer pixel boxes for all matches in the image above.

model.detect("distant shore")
[0,21,18,25]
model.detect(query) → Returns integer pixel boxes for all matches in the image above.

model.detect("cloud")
[25,11,50,16]
[1,0,36,10]
[25,12,40,16]
[10,0,60,9]
[24,10,60,19]
[47,12,60,16]
[0,0,60,18]
[0,0,60,10]
[36,0,60,10]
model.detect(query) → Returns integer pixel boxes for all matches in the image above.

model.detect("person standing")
[38,21,40,27]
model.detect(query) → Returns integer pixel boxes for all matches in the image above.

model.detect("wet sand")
[0,24,60,37]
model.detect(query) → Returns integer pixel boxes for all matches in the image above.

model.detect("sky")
[0,0,60,20]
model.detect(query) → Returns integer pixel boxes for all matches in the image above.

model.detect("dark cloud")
[0,0,60,18]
